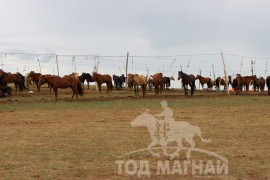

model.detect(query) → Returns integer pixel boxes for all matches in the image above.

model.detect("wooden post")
[56,55,60,76]
[125,52,129,89]
[212,64,215,80]
[199,69,202,90]
[37,58,42,74]
[72,56,77,73]
[221,52,229,95]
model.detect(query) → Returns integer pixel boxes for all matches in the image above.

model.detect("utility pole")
[125,52,129,89]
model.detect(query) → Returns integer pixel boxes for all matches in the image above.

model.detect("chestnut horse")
[178,71,195,96]
[128,74,147,97]
[216,76,232,92]
[40,75,83,101]
[266,76,270,95]
[38,74,54,93]
[28,71,42,92]
[152,73,163,96]
[235,75,257,94]
[195,75,212,90]
[92,72,113,93]
[253,77,265,92]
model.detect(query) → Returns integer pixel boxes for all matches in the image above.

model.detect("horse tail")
[77,81,84,97]
[111,81,113,90]
[195,127,211,143]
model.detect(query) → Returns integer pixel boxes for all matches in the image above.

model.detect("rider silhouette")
[154,100,174,140]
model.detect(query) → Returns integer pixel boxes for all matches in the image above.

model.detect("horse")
[131,109,211,159]
[28,71,42,92]
[78,73,94,89]
[163,76,175,90]
[127,74,147,97]
[235,75,257,94]
[195,75,212,90]
[113,74,125,90]
[152,73,163,96]
[253,77,265,92]
[215,76,232,92]
[178,71,196,96]
[266,76,270,95]
[0,86,12,98]
[147,75,153,91]
[0,70,24,93]
[38,75,55,93]
[92,72,113,93]
[40,75,83,101]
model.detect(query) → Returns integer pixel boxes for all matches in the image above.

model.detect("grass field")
[0,86,270,179]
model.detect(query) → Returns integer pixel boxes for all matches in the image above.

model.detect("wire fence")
[0,51,269,89]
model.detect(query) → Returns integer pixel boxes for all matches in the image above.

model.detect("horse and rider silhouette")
[131,100,211,160]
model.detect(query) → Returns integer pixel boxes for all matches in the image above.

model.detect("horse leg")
[98,83,102,93]
[54,88,58,101]
[185,137,196,160]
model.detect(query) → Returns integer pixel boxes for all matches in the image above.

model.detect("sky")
[1,0,270,88]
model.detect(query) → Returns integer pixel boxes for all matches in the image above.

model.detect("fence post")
[221,52,229,95]
[56,55,60,76]
[125,52,129,89]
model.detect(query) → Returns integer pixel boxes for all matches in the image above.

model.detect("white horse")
[131,109,211,159]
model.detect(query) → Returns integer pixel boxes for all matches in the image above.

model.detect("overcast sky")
[1,0,270,87]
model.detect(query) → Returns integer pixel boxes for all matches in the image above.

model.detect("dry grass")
[0,87,269,179]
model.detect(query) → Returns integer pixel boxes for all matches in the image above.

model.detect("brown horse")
[92,72,113,93]
[216,76,232,91]
[195,75,212,90]
[38,75,55,93]
[152,73,163,96]
[253,77,265,92]
[235,75,257,94]
[266,76,270,95]
[128,74,147,97]
[28,71,42,92]
[40,75,83,101]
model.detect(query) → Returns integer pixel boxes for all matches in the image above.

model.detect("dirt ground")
[0,86,269,179]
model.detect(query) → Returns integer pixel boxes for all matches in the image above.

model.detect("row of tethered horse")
[0,69,270,100]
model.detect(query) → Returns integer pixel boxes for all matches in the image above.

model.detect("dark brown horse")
[266,76,270,95]
[215,76,232,92]
[79,73,94,89]
[253,77,265,92]
[127,74,147,97]
[163,76,175,90]
[40,75,83,101]
[152,73,163,96]
[92,72,113,93]
[235,75,257,94]
[195,75,212,90]
[178,71,195,95]
[0,70,24,93]
[28,71,42,92]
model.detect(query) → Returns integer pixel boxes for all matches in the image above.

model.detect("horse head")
[130,109,156,128]
[178,71,183,80]
[195,75,201,80]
